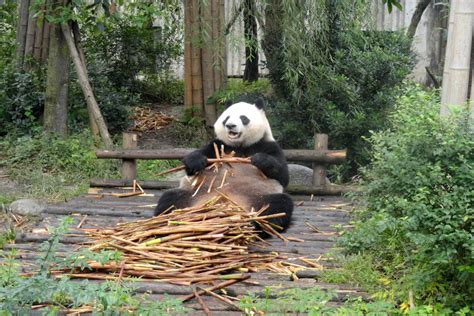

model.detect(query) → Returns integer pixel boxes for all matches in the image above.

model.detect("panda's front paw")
[183,151,208,175]
[251,153,270,171]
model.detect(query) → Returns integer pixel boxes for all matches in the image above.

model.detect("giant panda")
[154,99,293,231]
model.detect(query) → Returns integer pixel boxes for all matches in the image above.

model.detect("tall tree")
[43,21,69,137]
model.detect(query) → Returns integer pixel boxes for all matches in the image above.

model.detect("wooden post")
[122,133,138,180]
[312,134,328,186]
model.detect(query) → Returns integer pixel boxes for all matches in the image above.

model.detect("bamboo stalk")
[194,288,212,316]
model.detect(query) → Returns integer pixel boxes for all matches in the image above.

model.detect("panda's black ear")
[255,98,265,110]
[224,100,233,109]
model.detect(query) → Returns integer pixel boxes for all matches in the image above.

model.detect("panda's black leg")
[154,189,191,216]
[258,193,293,233]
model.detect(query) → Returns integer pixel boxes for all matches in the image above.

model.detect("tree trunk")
[406,0,433,40]
[61,23,113,149]
[243,0,259,82]
[262,0,285,93]
[15,0,30,69]
[43,24,69,137]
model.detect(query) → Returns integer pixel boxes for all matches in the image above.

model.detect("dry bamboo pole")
[33,3,46,60]
[24,2,37,59]
[191,0,204,112]
[60,23,113,149]
[40,11,51,62]
[220,0,227,86]
[71,21,100,139]
[184,0,193,109]
[15,0,30,69]
[441,0,457,106]
[441,0,474,115]
[202,0,217,126]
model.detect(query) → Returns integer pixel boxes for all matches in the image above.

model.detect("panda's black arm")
[250,142,289,187]
[182,139,227,175]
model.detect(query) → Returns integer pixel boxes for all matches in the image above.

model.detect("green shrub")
[0,1,17,73]
[338,85,474,309]
[0,131,119,201]
[67,62,137,134]
[139,74,184,105]
[0,217,188,314]
[0,65,45,135]
[210,78,271,105]
[267,30,414,178]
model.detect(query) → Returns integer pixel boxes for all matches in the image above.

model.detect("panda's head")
[214,99,275,147]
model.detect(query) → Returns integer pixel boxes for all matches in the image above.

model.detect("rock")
[288,163,331,186]
[164,170,186,182]
[9,199,46,216]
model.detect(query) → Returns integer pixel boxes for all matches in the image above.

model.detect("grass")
[321,253,389,294]
[0,130,184,203]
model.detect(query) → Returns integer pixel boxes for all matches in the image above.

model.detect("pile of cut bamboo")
[129,107,174,132]
[68,149,321,290]
[72,194,289,285]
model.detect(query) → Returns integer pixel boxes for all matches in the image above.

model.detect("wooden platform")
[5,188,364,314]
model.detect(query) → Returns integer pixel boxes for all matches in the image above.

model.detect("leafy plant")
[0,64,45,135]
[0,217,188,314]
[0,131,119,202]
[210,78,271,105]
[262,0,414,178]
[338,85,474,309]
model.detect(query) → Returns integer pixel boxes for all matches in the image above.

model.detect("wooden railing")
[91,133,353,195]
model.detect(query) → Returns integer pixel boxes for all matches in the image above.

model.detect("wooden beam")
[95,149,346,163]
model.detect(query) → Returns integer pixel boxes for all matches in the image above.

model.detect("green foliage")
[137,159,181,180]
[264,0,414,178]
[67,62,137,134]
[321,254,388,294]
[0,217,188,314]
[210,78,271,105]
[139,74,184,105]
[0,130,119,201]
[239,286,463,315]
[0,1,17,71]
[338,85,474,309]
[0,64,45,135]
[240,287,333,315]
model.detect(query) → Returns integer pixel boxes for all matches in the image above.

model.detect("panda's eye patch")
[222,116,230,126]
[240,115,250,126]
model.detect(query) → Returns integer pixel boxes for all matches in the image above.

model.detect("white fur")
[214,102,274,147]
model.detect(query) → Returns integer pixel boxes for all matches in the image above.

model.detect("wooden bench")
[91,133,353,195]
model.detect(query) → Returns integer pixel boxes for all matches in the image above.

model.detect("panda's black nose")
[225,123,237,129]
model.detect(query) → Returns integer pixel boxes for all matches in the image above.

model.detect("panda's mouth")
[227,131,242,139]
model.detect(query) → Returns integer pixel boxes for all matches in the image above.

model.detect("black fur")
[256,193,293,232]
[222,116,230,126]
[154,189,191,215]
[240,115,250,125]
[184,139,289,187]
[255,98,265,109]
